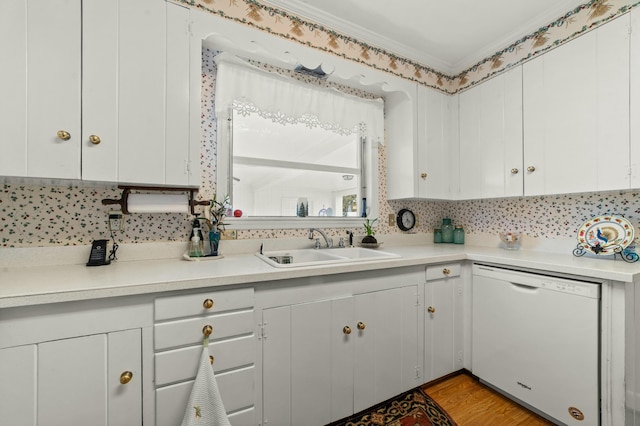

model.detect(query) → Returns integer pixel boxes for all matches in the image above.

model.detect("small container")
[189,234,203,257]
[441,218,453,243]
[453,226,465,244]
[499,232,522,250]
[434,228,442,243]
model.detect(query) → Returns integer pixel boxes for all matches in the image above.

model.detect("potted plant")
[208,194,230,256]
[362,218,378,244]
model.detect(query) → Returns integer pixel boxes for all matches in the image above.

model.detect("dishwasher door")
[472,264,601,426]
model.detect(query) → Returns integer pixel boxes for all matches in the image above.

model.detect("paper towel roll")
[127,193,190,213]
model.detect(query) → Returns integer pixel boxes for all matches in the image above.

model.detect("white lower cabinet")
[423,263,464,382]
[0,299,150,426]
[261,281,420,426]
[153,287,256,426]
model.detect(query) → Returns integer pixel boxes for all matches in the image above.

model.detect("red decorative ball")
[233,209,243,217]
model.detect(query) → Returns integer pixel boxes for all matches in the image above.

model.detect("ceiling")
[262,0,586,75]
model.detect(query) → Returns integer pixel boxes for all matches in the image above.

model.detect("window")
[214,53,383,229]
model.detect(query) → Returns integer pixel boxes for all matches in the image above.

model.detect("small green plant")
[363,218,377,236]
[209,194,230,232]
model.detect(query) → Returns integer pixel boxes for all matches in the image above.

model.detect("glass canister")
[441,218,453,243]
[453,225,465,244]
[433,228,442,243]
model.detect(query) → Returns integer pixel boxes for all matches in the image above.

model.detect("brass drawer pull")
[343,326,352,335]
[427,306,436,314]
[203,298,214,309]
[357,321,366,330]
[202,325,213,336]
[442,268,451,276]
[120,371,133,385]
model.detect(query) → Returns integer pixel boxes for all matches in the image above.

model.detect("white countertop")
[1,243,639,308]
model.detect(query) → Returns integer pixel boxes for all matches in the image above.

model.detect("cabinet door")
[458,66,523,199]
[417,86,452,199]
[523,14,630,196]
[424,273,460,382]
[263,298,354,426]
[37,330,142,426]
[82,0,191,185]
[353,286,419,412]
[0,0,81,179]
[0,345,37,426]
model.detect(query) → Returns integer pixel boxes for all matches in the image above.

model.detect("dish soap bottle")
[441,218,453,243]
[189,218,204,257]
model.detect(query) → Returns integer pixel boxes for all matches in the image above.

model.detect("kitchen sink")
[256,247,400,268]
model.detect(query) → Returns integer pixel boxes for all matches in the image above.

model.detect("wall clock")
[396,208,416,231]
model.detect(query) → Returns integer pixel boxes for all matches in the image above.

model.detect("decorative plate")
[577,215,635,255]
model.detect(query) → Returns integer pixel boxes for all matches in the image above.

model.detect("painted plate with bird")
[577,215,635,255]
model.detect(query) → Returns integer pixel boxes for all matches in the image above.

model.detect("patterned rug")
[327,387,457,426]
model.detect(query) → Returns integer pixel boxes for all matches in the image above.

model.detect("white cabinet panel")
[458,66,523,199]
[524,15,630,196]
[0,0,81,179]
[0,345,37,426]
[39,334,108,426]
[417,86,454,199]
[291,300,333,426]
[262,306,292,426]
[424,264,463,382]
[82,0,119,182]
[108,329,142,426]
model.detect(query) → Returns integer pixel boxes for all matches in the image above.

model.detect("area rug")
[327,387,457,426]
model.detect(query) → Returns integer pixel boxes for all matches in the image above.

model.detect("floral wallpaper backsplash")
[2,46,640,248]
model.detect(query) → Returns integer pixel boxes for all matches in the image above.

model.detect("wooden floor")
[422,373,555,426]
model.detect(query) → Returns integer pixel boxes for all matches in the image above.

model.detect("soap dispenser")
[189,218,204,257]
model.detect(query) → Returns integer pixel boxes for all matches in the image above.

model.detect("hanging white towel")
[181,346,231,426]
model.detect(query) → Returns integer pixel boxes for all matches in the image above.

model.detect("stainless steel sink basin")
[256,247,400,268]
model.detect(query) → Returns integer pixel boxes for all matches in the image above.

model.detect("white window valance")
[214,53,385,144]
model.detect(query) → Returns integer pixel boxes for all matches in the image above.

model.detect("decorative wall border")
[179,0,640,94]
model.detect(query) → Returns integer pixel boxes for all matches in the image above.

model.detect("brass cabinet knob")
[420,172,427,179]
[527,166,536,172]
[202,325,213,336]
[427,306,436,314]
[357,321,366,330]
[203,298,214,309]
[89,135,101,145]
[209,355,214,365]
[343,326,352,335]
[442,268,451,276]
[119,371,133,385]
[510,168,519,174]
[57,130,71,141]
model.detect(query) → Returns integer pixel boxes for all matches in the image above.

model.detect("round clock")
[396,208,416,231]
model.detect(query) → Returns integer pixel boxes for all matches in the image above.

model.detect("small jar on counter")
[434,228,442,243]
[453,225,465,244]
[441,218,453,243]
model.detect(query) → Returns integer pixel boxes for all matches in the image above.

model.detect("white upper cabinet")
[1,0,194,186]
[386,82,454,200]
[631,8,640,188]
[0,0,82,180]
[457,66,523,199]
[523,14,630,196]
[417,85,455,199]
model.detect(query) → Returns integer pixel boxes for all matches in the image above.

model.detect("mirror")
[231,110,363,218]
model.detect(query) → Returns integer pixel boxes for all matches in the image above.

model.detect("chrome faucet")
[308,228,333,248]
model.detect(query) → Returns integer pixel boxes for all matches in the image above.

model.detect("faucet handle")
[338,237,345,248]
[314,238,321,249]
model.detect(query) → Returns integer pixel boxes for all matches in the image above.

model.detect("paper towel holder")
[101,186,209,215]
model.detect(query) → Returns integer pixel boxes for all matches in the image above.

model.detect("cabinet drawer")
[155,335,255,386]
[155,310,254,350]
[426,263,461,281]
[156,367,254,426]
[155,287,254,321]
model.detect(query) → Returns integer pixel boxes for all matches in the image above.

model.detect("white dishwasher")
[472,263,601,426]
